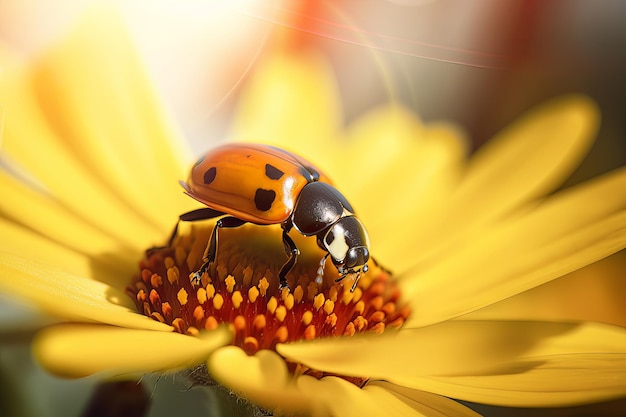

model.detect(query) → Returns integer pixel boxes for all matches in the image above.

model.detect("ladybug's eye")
[345,247,369,269]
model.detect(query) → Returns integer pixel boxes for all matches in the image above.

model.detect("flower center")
[127,221,410,385]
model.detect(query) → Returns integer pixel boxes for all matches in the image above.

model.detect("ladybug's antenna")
[350,264,368,293]
[350,271,361,293]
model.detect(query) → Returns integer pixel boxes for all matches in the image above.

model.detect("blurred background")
[1,0,625,416]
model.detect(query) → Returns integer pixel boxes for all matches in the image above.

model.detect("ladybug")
[175,143,370,291]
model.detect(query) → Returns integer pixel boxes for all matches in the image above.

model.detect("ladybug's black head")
[319,216,370,290]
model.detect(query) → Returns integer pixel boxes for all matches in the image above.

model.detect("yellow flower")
[1,6,626,417]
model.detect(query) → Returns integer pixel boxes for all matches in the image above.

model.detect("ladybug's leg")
[168,207,225,246]
[191,216,247,286]
[314,253,330,285]
[145,208,225,258]
[278,224,299,290]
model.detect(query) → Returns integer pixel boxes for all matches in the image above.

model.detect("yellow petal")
[29,4,193,230]
[1,217,98,279]
[209,346,473,417]
[0,216,134,288]
[402,167,626,326]
[366,382,481,417]
[418,321,626,407]
[436,354,626,407]
[229,51,341,162]
[34,323,230,378]
[0,251,168,330]
[464,252,626,327]
[281,320,626,407]
[0,54,163,251]
[340,106,467,270]
[0,169,139,269]
[446,95,598,231]
[278,321,575,379]
[299,376,479,417]
[208,346,317,415]
[402,96,600,270]
[337,106,466,202]
[334,104,425,192]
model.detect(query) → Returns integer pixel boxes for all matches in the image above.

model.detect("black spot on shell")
[265,164,285,180]
[254,189,276,212]
[204,167,217,184]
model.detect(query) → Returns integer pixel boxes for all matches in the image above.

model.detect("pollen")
[267,296,278,314]
[274,305,287,322]
[248,286,259,303]
[167,266,179,284]
[177,288,188,306]
[301,310,313,326]
[232,291,244,309]
[197,288,207,304]
[213,294,224,310]
[127,221,410,387]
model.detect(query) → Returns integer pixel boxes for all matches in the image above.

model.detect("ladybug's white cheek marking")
[327,229,349,262]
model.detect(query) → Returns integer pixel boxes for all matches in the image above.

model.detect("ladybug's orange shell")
[183,144,333,224]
